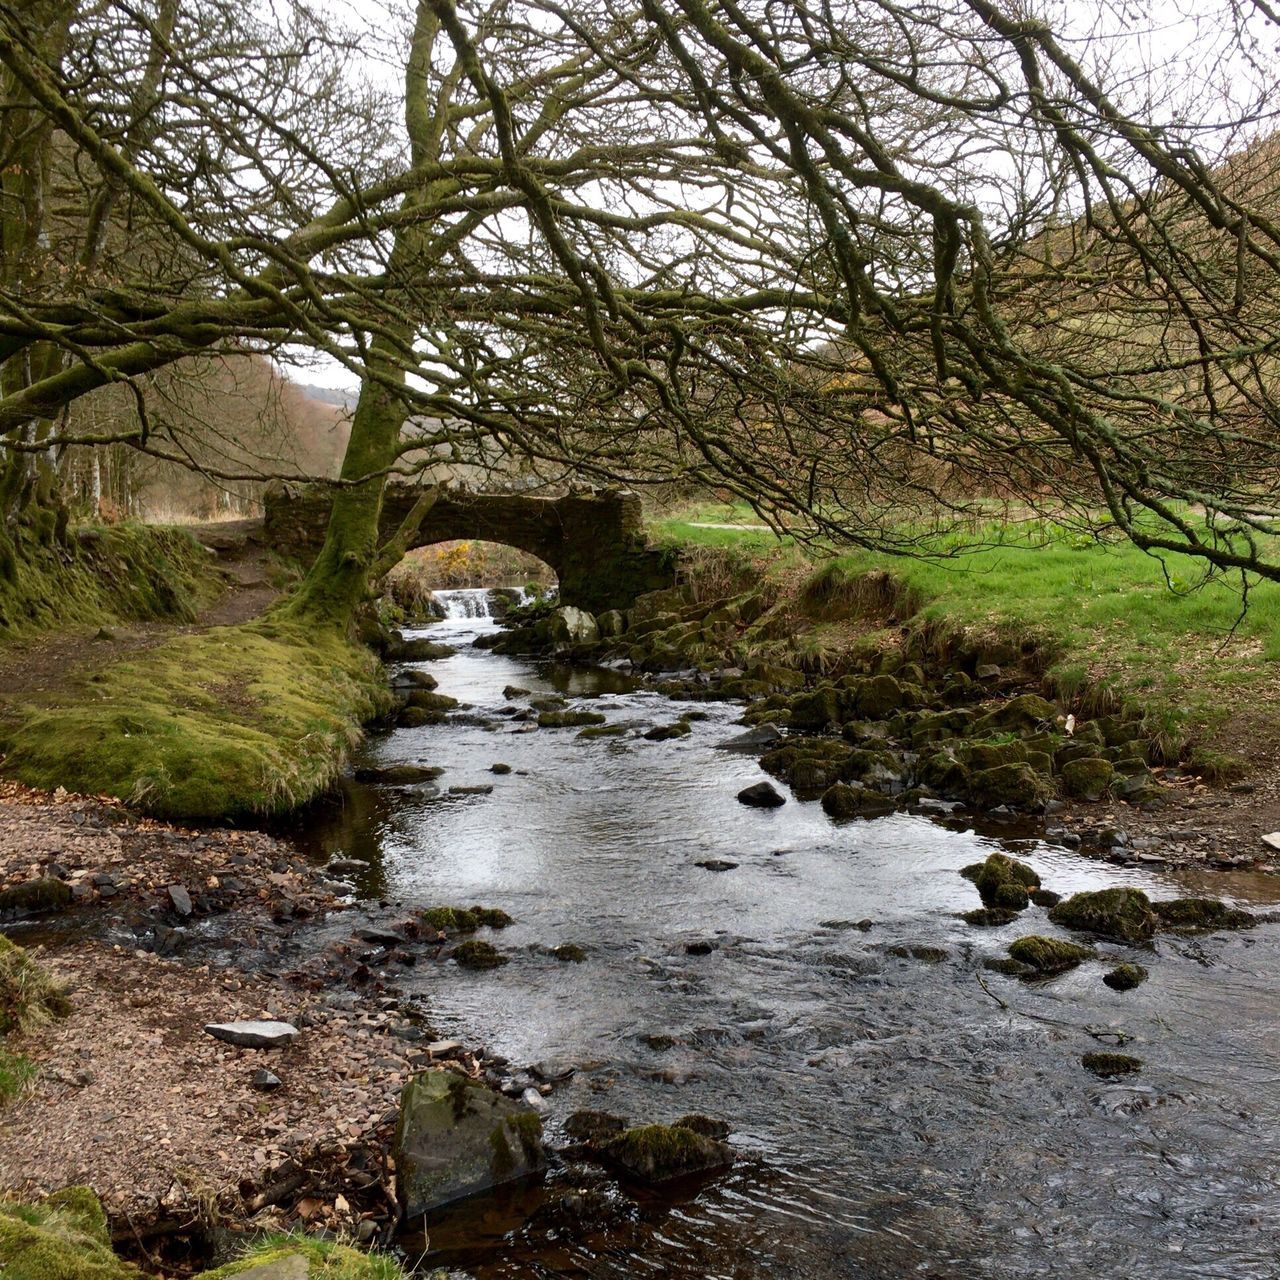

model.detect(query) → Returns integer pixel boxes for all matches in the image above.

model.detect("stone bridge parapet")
[263,482,677,615]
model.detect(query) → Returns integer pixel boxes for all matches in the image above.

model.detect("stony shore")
[0,782,480,1257]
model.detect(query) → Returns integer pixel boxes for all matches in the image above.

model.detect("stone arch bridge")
[263,483,677,615]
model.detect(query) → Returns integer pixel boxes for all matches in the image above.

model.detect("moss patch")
[0,524,213,642]
[604,1123,733,1185]
[1102,963,1149,991]
[0,620,389,822]
[0,1186,136,1280]
[1081,1052,1142,1078]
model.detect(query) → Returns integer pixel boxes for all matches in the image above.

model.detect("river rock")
[715,724,783,751]
[737,780,785,808]
[167,884,193,917]
[326,857,370,875]
[547,606,599,647]
[391,669,438,691]
[354,764,444,785]
[203,1020,298,1049]
[1048,887,1157,943]
[395,1070,546,1216]
[0,876,72,916]
[695,859,738,872]
[603,1123,733,1185]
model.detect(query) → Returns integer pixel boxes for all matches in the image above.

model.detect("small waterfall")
[431,586,534,620]
[433,589,493,619]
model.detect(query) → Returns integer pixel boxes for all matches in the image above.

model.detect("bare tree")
[4,0,1280,626]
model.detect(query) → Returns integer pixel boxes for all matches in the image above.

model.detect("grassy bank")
[0,619,389,822]
[0,523,217,639]
[652,505,1280,765]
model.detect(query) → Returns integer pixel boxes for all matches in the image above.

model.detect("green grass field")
[651,502,1280,753]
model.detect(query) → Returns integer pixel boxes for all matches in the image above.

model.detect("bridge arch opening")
[385,539,556,623]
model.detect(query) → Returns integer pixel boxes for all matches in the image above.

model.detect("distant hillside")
[295,382,358,412]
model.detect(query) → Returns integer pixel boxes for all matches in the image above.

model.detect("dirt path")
[0,519,280,700]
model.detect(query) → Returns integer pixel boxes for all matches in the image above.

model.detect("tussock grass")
[0,620,390,822]
[198,1232,410,1279]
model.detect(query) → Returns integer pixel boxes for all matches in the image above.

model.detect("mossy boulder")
[760,740,852,799]
[538,710,607,729]
[820,783,894,821]
[972,694,1059,736]
[916,748,970,796]
[394,1071,545,1217]
[1082,1052,1142,1078]
[0,877,73,917]
[1048,888,1157,943]
[973,853,1040,911]
[0,934,70,1037]
[1060,757,1114,801]
[787,688,843,731]
[404,690,458,712]
[1007,935,1095,974]
[0,1187,136,1280]
[603,1123,733,1186]
[1103,963,1149,991]
[1152,897,1254,933]
[968,763,1054,810]
[958,740,1027,772]
[847,674,907,719]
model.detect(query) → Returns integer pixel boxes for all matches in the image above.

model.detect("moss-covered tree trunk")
[282,354,411,627]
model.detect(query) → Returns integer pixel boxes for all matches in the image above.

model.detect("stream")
[295,588,1280,1280]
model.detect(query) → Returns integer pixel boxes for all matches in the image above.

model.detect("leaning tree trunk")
[281,354,411,628]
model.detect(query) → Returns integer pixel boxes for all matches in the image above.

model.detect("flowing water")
[297,589,1280,1280]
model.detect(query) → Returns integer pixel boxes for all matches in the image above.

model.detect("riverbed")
[297,590,1280,1279]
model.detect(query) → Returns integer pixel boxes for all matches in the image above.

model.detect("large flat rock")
[202,1020,298,1049]
[395,1070,545,1217]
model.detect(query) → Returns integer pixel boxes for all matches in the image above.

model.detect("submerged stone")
[644,721,692,741]
[1082,1051,1142,1078]
[1049,887,1157,943]
[354,764,445,785]
[961,907,1020,927]
[1103,963,1149,992]
[551,944,587,963]
[1152,897,1255,934]
[451,940,508,970]
[603,1123,733,1185]
[538,710,607,728]
[1007,935,1094,974]
[395,1070,546,1217]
